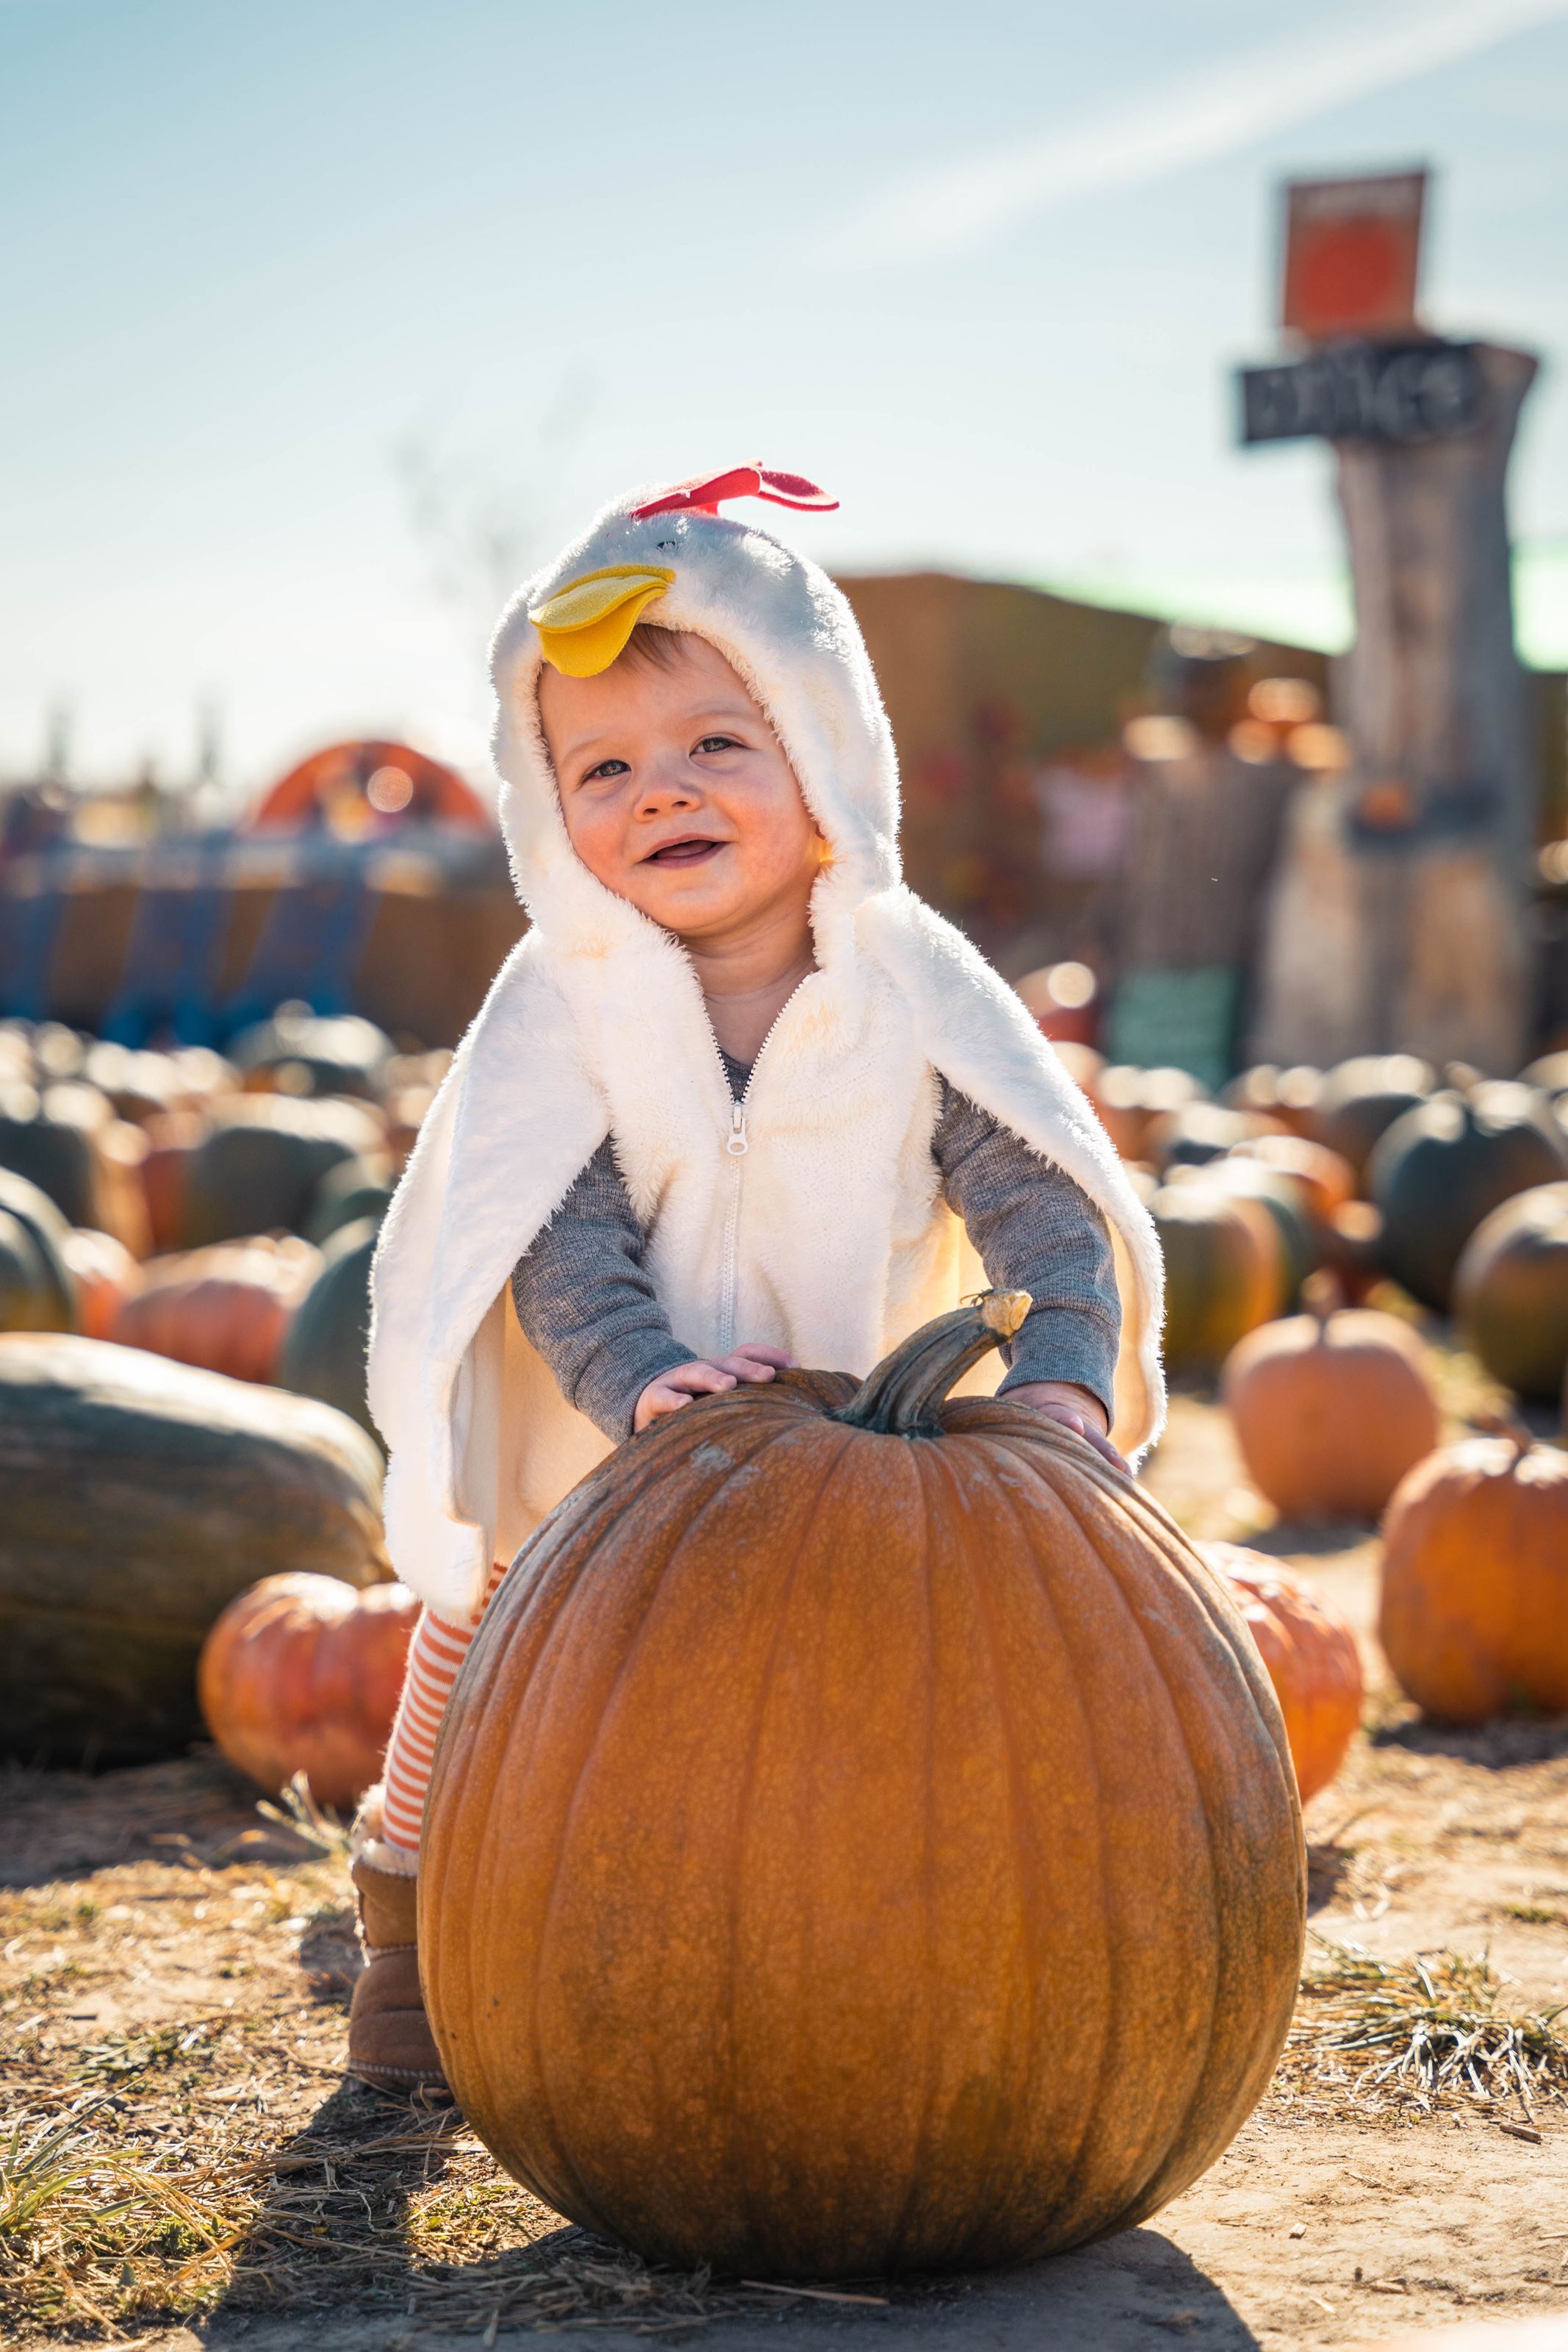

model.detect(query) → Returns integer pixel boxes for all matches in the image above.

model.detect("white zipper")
[716,1101,748,1355]
[712,983,805,1357]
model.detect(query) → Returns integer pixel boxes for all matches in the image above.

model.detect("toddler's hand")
[1004,1380,1131,1476]
[633,1343,795,1433]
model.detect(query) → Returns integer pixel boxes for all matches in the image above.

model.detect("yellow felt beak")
[528,564,676,678]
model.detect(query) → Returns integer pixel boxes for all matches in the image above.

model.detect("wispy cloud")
[835,0,1568,265]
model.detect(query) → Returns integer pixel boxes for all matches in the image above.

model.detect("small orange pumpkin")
[198,1571,417,1810]
[1200,1544,1363,1802]
[1220,1282,1439,1522]
[112,1236,320,1384]
[60,1228,143,1341]
[1378,1424,1568,1724]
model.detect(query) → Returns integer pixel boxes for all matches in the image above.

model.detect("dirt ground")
[3,1385,1565,2352]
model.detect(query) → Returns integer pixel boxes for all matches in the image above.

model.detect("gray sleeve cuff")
[996,1307,1119,1427]
[931,1076,1123,1430]
[572,1332,699,1447]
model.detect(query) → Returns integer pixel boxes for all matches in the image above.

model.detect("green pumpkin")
[0,1333,387,1766]
[0,1169,78,1330]
[179,1097,381,1247]
[0,1213,71,1333]
[1151,1184,1281,1374]
[1309,1055,1433,1186]
[1201,1158,1320,1308]
[228,1011,393,1100]
[1148,1102,1266,1172]
[0,1086,104,1227]
[1453,1181,1568,1401]
[305,1155,395,1246]
[278,1216,379,1438]
[1370,1086,1568,1312]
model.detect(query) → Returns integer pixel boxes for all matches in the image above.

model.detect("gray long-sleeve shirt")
[511,1051,1121,1444]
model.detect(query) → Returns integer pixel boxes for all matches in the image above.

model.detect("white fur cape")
[367,487,1167,1620]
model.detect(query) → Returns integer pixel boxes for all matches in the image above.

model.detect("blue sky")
[4,0,1567,794]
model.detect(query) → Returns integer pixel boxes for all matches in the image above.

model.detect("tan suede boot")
[346,1789,450,2100]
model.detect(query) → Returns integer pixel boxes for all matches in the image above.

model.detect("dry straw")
[1284,1936,1568,2123]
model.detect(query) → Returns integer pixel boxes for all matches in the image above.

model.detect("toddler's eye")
[582,757,630,784]
[695,735,740,755]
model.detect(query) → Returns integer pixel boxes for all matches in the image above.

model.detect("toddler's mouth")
[642,836,727,867]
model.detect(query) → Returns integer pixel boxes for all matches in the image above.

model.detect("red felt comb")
[628,465,838,522]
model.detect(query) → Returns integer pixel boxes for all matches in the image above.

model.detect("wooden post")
[1251,343,1539,1074]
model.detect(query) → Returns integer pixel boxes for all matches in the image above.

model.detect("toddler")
[349,468,1166,2094]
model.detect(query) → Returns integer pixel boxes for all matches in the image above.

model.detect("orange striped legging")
[381,1560,508,1853]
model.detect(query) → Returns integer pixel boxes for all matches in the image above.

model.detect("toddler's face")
[538,633,824,945]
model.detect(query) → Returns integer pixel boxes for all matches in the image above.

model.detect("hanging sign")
[1237,338,1482,447]
[1281,170,1426,341]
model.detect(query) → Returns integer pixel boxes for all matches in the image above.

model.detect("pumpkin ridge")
[460,1563,613,2229]
[1034,1458,1301,2226]
[871,1438,943,2270]
[925,1439,1083,2265]
[450,1407,810,2223]
[985,1448,1188,2249]
[525,1411,824,2223]
[1060,1491,1227,2231]
[441,1449,727,2223]
[1075,1508,1301,2218]
[986,1424,1295,1793]
[720,1415,866,2243]
[1110,1486,1298,1795]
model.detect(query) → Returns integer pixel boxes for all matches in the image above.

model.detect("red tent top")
[244,741,491,835]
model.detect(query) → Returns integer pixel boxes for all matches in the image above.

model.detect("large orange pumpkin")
[421,1295,1305,2279]
[1378,1426,1568,1724]
[198,1571,417,1810]
[1199,1544,1363,1803]
[1220,1291,1440,1522]
[112,1236,320,1384]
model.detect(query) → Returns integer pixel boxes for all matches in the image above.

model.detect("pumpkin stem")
[835,1291,1032,1437]
[1301,1268,1342,1327]
[1474,1408,1534,1459]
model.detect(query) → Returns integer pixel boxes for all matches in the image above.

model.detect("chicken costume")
[367,469,1167,1625]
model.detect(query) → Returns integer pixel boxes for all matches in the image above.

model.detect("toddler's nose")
[635,757,703,816]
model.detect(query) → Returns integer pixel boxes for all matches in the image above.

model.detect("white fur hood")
[368,479,1166,1618]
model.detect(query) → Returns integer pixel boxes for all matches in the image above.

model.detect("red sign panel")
[1281,170,1427,341]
